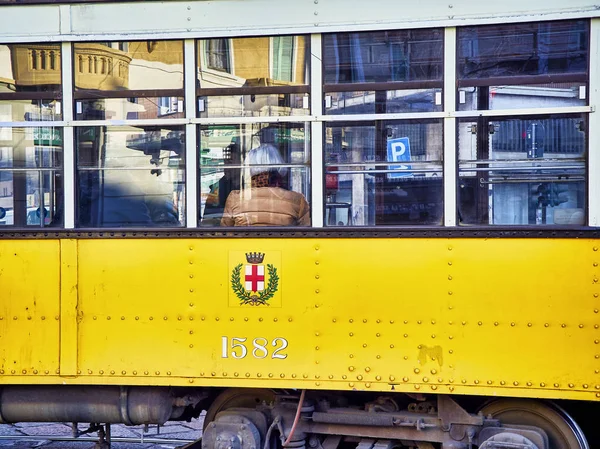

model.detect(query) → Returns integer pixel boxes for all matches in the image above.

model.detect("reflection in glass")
[199,94,309,118]
[75,97,184,121]
[76,126,185,228]
[0,127,63,227]
[199,123,310,227]
[324,121,443,226]
[197,36,308,88]
[458,116,586,225]
[0,44,62,95]
[73,41,184,92]
[325,89,442,115]
[457,20,588,80]
[457,83,587,111]
[323,29,443,84]
[0,100,62,122]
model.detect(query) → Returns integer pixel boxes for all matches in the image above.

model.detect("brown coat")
[221,187,310,226]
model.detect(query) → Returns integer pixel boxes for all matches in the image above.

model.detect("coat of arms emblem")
[231,252,279,306]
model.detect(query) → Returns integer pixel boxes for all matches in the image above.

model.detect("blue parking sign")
[387,137,411,179]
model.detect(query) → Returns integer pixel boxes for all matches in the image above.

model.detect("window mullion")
[184,38,198,228]
[589,19,600,226]
[310,33,324,227]
[443,27,457,227]
[61,41,75,229]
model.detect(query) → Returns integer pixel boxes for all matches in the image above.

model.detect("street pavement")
[0,416,204,449]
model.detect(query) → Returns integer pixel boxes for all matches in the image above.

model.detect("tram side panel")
[0,240,60,381]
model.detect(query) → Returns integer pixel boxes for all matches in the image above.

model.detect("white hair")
[245,143,288,177]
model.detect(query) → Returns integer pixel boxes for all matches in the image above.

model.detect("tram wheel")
[479,399,589,449]
[203,388,277,430]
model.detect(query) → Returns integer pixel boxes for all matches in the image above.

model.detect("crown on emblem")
[245,252,265,264]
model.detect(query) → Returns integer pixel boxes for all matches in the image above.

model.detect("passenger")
[221,144,310,226]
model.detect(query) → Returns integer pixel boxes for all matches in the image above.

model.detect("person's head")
[246,144,288,187]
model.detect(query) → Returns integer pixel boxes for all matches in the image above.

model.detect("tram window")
[72,41,184,121]
[196,36,309,118]
[198,123,310,227]
[76,126,185,228]
[457,20,589,111]
[324,120,443,226]
[0,44,62,121]
[457,115,586,226]
[323,29,443,115]
[0,127,63,227]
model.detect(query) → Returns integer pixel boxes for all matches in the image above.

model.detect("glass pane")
[0,100,62,121]
[323,29,443,84]
[197,36,308,87]
[0,44,61,96]
[457,20,588,81]
[458,116,586,225]
[199,93,309,118]
[325,89,442,115]
[0,127,63,227]
[324,121,443,226]
[199,123,310,227]
[75,97,184,120]
[76,126,185,228]
[73,41,184,92]
[458,83,587,111]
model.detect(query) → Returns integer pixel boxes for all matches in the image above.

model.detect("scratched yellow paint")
[0,237,598,402]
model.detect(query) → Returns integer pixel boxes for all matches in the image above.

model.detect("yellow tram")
[0,1,599,448]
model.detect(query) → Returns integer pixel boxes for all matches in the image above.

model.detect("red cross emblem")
[245,264,265,292]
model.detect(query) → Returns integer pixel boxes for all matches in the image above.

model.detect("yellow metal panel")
[59,239,79,376]
[0,240,60,377]
[4,236,599,403]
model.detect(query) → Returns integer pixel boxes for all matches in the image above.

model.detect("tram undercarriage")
[0,386,589,449]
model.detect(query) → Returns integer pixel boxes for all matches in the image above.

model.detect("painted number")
[221,337,288,359]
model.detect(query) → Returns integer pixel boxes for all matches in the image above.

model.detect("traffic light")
[534,183,569,208]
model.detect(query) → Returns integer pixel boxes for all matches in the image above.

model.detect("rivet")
[390,320,395,324]
[315,346,319,350]
[363,343,367,348]
[189,303,194,307]
[414,368,420,374]
[594,247,599,251]
[190,330,194,335]
[133,371,137,375]
[580,324,585,328]
[431,385,438,390]
[135,316,140,321]
[540,382,546,387]
[449,350,454,354]
[111,370,116,375]
[315,289,320,294]
[149,317,154,321]
[478,321,482,326]
[448,291,453,295]
[528,323,532,327]
[230,317,234,321]
[500,381,506,385]
[107,316,111,320]
[390,375,396,381]
[349,332,354,336]
[404,334,408,338]
[527,382,532,386]
[189,344,194,348]
[584,384,589,389]
[349,382,354,387]
[449,386,455,392]
[595,340,599,344]
[144,371,149,375]
[513,381,519,386]
[448,246,452,251]
[215,317,219,321]
[487,380,493,385]
[122,370,126,375]
[414,384,421,390]
[258,317,262,321]
[246,373,251,377]
[349,366,355,371]
[431,334,436,339]
[404,320,408,324]
[201,316,206,321]
[569,383,574,388]
[417,320,422,324]
[211,372,216,376]
[332,318,337,323]
[449,335,454,340]
[554,383,560,388]
[431,369,437,374]
[155,371,159,375]
[376,319,381,323]
[561,323,567,328]
[596,385,600,389]
[257,373,262,377]
[474,380,479,384]
[349,319,354,323]
[423,377,429,382]
[288,318,293,322]
[315,304,320,308]
[11,370,15,374]
[357,375,363,380]
[45,370,49,374]
[448,275,452,280]
[315,261,319,265]
[365,383,371,388]
[303,374,308,378]
[189,288,194,293]
[377,355,381,359]
[342,375,347,379]
[545,323,549,327]
[365,367,371,372]
[349,354,354,358]
[189,379,194,383]
[315,275,320,279]
[390,344,394,348]
[511,322,515,327]
[376,333,381,337]
[88,369,92,374]
[376,376,381,381]
[55,316,59,320]
[363,319,367,323]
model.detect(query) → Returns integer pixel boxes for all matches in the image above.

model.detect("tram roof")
[0,0,599,43]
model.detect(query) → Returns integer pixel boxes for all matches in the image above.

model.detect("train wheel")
[203,388,277,430]
[479,399,589,449]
